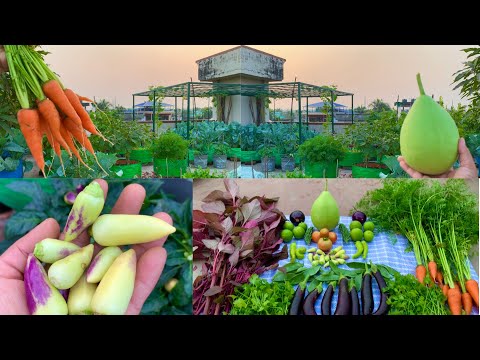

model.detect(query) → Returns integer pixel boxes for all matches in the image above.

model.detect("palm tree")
[369,99,391,113]
[95,99,111,111]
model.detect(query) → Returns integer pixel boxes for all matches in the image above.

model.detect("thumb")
[458,138,476,169]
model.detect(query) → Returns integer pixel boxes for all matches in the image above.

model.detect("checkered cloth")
[260,216,479,315]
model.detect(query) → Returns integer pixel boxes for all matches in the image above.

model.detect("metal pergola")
[132,82,354,142]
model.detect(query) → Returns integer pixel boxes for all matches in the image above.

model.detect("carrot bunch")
[4,45,108,177]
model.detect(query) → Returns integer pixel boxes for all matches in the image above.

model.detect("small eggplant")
[361,272,374,315]
[334,277,351,315]
[350,285,360,315]
[372,270,388,315]
[321,282,335,315]
[303,284,323,315]
[289,285,306,315]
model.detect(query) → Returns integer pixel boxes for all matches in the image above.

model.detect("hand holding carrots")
[0,180,172,315]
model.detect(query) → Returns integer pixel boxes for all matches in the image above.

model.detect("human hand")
[0,45,8,74]
[398,138,478,179]
[0,179,172,315]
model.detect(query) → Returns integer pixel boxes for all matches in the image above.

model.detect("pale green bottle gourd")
[311,179,340,231]
[400,73,459,175]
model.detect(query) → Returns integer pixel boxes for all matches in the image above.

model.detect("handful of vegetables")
[4,45,109,177]
[24,181,176,315]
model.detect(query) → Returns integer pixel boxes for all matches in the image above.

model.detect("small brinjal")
[334,278,351,315]
[372,270,388,315]
[321,284,334,315]
[361,272,374,315]
[289,286,306,315]
[303,289,320,315]
[350,285,360,315]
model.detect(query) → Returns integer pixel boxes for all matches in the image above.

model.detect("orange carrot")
[42,80,81,125]
[63,117,95,155]
[447,286,462,315]
[436,271,444,286]
[39,114,65,175]
[59,122,90,168]
[77,94,94,103]
[428,261,437,285]
[442,284,449,297]
[17,109,45,176]
[37,99,71,156]
[64,88,101,136]
[461,292,473,315]
[465,279,479,307]
[416,265,427,285]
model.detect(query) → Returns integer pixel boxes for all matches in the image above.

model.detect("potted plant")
[212,142,229,169]
[337,127,364,168]
[272,124,298,172]
[241,124,262,163]
[0,129,33,178]
[225,122,242,161]
[297,135,345,178]
[151,131,189,177]
[130,124,155,165]
[258,146,276,173]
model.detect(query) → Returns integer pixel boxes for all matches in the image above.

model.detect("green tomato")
[364,221,375,232]
[283,221,295,231]
[350,228,363,242]
[364,230,374,242]
[349,220,362,231]
[298,222,308,231]
[293,226,306,239]
[281,229,294,243]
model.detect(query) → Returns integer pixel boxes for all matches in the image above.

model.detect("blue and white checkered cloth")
[260,216,479,315]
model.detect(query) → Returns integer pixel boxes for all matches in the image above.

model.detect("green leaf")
[4,210,46,241]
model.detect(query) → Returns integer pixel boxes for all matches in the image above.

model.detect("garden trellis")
[133,82,354,142]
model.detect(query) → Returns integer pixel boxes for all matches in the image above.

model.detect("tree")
[369,99,391,113]
[354,106,367,114]
[453,46,480,108]
[95,99,112,111]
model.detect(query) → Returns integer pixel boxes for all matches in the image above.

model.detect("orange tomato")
[328,232,337,244]
[319,228,329,238]
[311,231,321,243]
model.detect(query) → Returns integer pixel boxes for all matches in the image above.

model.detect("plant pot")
[193,154,208,169]
[352,162,390,178]
[260,157,275,172]
[0,159,24,179]
[129,149,153,165]
[213,154,227,169]
[241,150,257,164]
[339,151,365,167]
[153,158,188,178]
[281,155,295,172]
[304,161,338,178]
[228,148,242,161]
[111,159,142,178]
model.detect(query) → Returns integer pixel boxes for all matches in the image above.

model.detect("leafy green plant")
[212,142,229,155]
[241,124,263,151]
[0,129,33,173]
[225,122,242,148]
[272,168,312,178]
[181,167,226,178]
[45,150,118,178]
[297,135,346,164]
[151,131,188,160]
[172,122,191,140]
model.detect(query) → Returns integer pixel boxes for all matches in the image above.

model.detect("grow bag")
[304,161,337,178]
[153,158,188,178]
[352,162,390,178]
[130,149,153,165]
[0,159,23,179]
[213,155,227,169]
[339,151,364,167]
[260,157,275,172]
[241,150,258,163]
[281,156,295,172]
[111,160,142,179]
[228,148,242,161]
[193,155,208,169]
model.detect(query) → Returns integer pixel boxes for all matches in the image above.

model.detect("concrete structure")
[196,46,286,125]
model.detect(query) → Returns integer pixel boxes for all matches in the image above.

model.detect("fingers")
[125,247,167,315]
[0,218,60,279]
[132,212,173,258]
[111,183,146,215]
[458,138,477,170]
[397,156,427,178]
[59,180,108,250]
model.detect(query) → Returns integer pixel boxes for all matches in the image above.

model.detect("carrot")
[17,109,45,177]
[63,117,95,155]
[428,261,437,285]
[436,271,444,286]
[64,88,101,136]
[442,284,449,297]
[37,99,71,156]
[42,80,81,125]
[447,286,462,315]
[461,292,473,315]
[465,279,479,307]
[416,264,427,284]
[77,94,94,103]
[39,114,65,175]
[59,122,90,169]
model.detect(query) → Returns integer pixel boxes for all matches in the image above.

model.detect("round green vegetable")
[364,230,374,242]
[283,221,295,231]
[298,222,308,230]
[363,221,375,232]
[293,226,306,239]
[350,228,363,242]
[349,220,362,230]
[281,229,294,243]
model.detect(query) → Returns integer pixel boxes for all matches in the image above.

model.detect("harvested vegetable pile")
[229,274,294,315]
[354,179,479,314]
[193,179,287,315]
[25,181,176,315]
[4,45,109,177]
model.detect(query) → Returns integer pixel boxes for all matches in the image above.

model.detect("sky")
[42,45,473,109]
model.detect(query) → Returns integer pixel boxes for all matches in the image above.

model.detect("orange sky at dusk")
[42,45,472,109]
